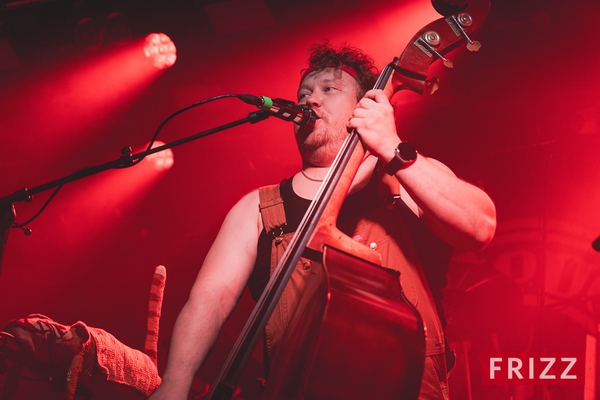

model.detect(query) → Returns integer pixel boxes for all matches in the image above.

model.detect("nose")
[302,91,322,108]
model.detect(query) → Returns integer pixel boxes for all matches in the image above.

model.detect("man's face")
[294,67,360,167]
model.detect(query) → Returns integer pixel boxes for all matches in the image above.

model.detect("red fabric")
[89,325,161,397]
[0,314,161,399]
[300,64,359,83]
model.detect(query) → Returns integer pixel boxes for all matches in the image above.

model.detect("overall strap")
[258,184,287,239]
[377,164,401,206]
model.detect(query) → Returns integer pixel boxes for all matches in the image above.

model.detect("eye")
[324,86,341,94]
[297,92,311,102]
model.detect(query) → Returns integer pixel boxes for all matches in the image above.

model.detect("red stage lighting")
[146,141,174,171]
[143,33,177,70]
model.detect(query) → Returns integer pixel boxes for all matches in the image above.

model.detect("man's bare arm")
[149,190,262,399]
[351,89,496,251]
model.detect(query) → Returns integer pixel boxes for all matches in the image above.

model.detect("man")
[149,43,496,399]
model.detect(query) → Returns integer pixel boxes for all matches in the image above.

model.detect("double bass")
[209,0,491,398]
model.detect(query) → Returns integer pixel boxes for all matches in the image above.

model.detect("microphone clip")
[238,94,316,126]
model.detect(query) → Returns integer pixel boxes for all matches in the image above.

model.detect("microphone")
[238,94,316,126]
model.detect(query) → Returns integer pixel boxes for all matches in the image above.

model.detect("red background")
[1,0,600,399]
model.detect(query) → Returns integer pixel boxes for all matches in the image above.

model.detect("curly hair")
[300,41,379,98]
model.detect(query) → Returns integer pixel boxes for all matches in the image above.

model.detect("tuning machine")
[425,77,440,95]
[448,12,482,52]
[417,31,454,69]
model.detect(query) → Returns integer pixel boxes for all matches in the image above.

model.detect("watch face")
[398,142,417,161]
[385,142,417,175]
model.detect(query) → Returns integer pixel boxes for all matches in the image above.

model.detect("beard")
[295,116,349,167]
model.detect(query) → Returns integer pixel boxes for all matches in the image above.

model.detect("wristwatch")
[384,142,417,175]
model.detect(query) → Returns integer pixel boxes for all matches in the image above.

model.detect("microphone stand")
[0,110,271,273]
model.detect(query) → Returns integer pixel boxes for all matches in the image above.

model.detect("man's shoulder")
[234,188,260,210]
[233,178,288,208]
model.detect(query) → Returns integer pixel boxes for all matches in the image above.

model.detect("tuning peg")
[425,77,440,95]
[442,58,454,68]
[418,31,454,69]
[449,13,482,52]
[467,41,482,52]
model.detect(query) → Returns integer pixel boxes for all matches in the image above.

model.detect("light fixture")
[146,141,174,171]
[104,12,132,47]
[143,33,177,70]
[74,17,103,52]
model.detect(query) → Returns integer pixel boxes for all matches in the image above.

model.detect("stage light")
[104,12,132,47]
[74,17,103,52]
[146,141,174,171]
[143,33,177,70]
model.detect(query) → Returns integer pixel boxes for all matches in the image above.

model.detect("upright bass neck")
[304,58,400,265]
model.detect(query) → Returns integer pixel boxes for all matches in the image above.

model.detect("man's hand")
[348,89,399,163]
